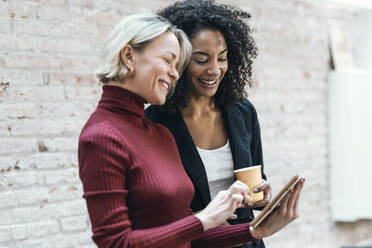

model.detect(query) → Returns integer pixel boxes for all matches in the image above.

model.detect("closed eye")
[163,57,171,64]
[195,59,208,64]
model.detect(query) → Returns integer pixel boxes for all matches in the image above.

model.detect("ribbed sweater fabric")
[78,85,257,248]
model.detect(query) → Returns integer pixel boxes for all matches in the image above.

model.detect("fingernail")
[253,188,258,193]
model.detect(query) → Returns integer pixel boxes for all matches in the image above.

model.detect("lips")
[199,79,216,85]
[198,78,218,88]
[159,79,170,91]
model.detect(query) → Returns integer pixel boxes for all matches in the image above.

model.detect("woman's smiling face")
[186,29,228,98]
[130,31,180,105]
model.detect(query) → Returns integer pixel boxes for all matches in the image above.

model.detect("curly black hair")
[157,0,258,113]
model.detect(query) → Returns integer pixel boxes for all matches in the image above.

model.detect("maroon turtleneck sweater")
[78,85,257,248]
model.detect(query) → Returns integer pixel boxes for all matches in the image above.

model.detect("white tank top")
[196,140,235,199]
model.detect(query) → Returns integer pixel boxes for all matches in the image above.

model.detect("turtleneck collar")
[98,85,148,117]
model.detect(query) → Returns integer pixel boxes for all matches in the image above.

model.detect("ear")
[120,44,136,74]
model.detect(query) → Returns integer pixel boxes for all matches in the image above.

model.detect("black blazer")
[145,99,266,248]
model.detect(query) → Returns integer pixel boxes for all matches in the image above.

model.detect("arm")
[194,177,305,248]
[191,183,256,247]
[78,125,204,248]
[192,223,257,248]
[246,100,264,178]
[244,100,272,208]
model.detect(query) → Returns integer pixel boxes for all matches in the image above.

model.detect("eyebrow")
[192,48,228,56]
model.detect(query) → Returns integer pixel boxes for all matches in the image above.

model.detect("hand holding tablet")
[249,175,305,239]
[251,175,304,228]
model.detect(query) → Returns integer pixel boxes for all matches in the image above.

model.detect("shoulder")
[145,104,173,125]
[232,98,258,117]
[79,118,123,148]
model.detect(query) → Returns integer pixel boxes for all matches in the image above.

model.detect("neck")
[106,79,150,102]
[106,80,132,91]
[181,95,217,118]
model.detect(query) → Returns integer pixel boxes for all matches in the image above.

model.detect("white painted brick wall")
[1,0,371,247]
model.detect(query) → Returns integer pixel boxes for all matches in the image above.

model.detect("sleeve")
[78,124,204,248]
[192,223,258,248]
[246,100,266,181]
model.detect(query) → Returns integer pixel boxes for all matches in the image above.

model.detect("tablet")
[250,175,303,228]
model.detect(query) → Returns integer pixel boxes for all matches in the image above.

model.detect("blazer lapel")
[222,105,253,171]
[170,110,212,206]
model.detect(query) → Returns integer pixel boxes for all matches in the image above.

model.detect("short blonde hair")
[96,13,192,83]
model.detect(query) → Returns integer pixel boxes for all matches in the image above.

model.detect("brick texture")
[1,0,371,247]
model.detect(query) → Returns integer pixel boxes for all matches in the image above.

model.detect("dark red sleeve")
[192,223,258,248]
[78,125,204,248]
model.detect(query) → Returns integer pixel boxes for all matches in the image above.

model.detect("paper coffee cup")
[234,165,263,202]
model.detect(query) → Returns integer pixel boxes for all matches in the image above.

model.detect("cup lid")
[234,165,262,173]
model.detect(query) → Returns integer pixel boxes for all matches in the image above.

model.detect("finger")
[253,180,270,193]
[260,185,272,201]
[279,190,292,214]
[287,179,304,211]
[292,179,305,211]
[243,201,254,207]
[227,189,252,204]
[229,183,251,202]
[250,199,269,208]
[285,180,304,219]
[228,214,238,220]
[234,180,249,187]
[244,194,253,202]
[264,188,272,201]
[286,183,302,217]
[230,184,249,194]
[231,181,250,193]
[231,194,244,209]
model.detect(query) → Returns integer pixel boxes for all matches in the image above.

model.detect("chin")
[192,84,219,98]
[158,99,166,105]
[151,97,166,106]
[198,90,218,98]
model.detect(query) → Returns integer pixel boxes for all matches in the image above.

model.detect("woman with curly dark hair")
[146,1,272,247]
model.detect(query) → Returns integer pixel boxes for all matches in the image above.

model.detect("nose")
[169,65,179,81]
[206,60,220,76]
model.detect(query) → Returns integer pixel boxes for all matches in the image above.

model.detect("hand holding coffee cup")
[234,165,264,203]
[250,179,272,208]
